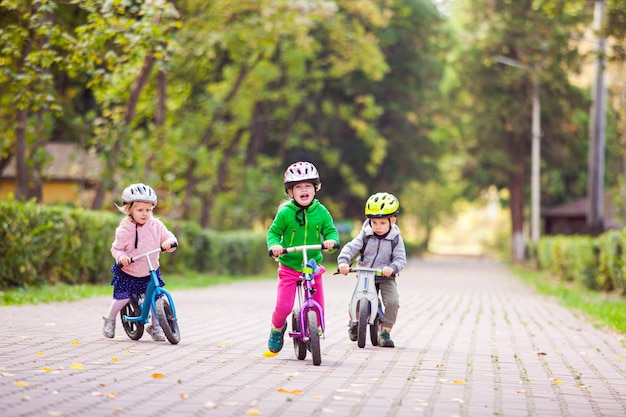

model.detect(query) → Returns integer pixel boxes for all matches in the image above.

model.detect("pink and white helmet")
[284,161,321,191]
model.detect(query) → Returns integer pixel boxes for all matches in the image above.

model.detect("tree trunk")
[15,108,29,200]
[508,149,527,264]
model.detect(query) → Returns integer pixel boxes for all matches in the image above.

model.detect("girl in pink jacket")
[102,183,177,341]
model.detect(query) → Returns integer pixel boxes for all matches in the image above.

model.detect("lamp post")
[493,55,541,243]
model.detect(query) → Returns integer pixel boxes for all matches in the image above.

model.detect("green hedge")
[533,231,626,296]
[0,200,275,289]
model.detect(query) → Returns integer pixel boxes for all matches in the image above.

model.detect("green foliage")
[535,231,626,296]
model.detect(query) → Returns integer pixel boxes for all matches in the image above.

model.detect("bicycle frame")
[291,262,325,340]
[349,267,382,326]
[122,247,178,325]
[278,244,327,340]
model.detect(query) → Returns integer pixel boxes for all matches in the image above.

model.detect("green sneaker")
[380,330,395,348]
[268,323,287,353]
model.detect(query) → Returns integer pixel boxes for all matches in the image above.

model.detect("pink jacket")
[111,217,177,277]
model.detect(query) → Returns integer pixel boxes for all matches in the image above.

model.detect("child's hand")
[161,240,177,251]
[119,256,131,266]
[322,240,337,250]
[338,263,350,275]
[381,266,394,277]
[269,245,284,257]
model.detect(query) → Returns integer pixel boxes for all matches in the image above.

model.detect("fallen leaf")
[451,397,464,403]
[125,349,135,354]
[312,393,324,399]
[249,400,259,406]
[618,355,624,361]
[71,341,81,345]
[220,402,239,407]
[535,351,547,356]
[453,380,467,385]
[204,401,217,409]
[435,363,442,368]
[47,411,63,416]
[516,389,526,394]
[107,392,116,398]
[333,395,344,401]
[91,392,104,397]
[151,373,165,379]
[246,410,261,415]
[277,388,303,395]
[113,408,123,413]
[550,378,563,385]
[36,352,43,355]
[22,396,33,401]
[111,357,120,362]
[179,392,188,399]
[69,363,86,370]
[350,383,366,387]
[321,409,335,413]
[553,349,561,354]
[217,342,231,348]
[14,381,29,387]
[41,367,54,372]
[262,350,278,357]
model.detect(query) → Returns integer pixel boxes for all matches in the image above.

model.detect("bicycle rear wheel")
[121,299,144,340]
[156,297,180,344]
[292,311,307,360]
[307,309,321,366]
[370,314,381,346]
[357,299,369,348]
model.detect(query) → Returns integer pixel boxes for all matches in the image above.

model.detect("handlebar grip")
[171,241,178,248]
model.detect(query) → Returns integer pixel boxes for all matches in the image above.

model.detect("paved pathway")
[1,257,625,417]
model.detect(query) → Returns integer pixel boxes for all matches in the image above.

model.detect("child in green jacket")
[266,161,340,353]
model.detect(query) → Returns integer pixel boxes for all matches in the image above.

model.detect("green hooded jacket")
[267,199,340,271]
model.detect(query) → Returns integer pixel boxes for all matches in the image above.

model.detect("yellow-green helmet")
[365,192,399,218]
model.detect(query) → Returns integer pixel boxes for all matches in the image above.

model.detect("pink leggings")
[271,264,326,329]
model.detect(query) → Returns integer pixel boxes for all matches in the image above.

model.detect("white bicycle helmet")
[121,183,158,207]
[284,161,321,191]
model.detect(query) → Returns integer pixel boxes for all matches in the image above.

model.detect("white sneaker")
[102,317,115,338]
[146,324,166,342]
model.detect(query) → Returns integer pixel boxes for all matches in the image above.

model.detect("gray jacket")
[337,219,407,276]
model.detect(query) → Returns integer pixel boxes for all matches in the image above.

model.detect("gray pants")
[378,278,399,329]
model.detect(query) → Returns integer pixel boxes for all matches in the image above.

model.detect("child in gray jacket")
[337,192,407,347]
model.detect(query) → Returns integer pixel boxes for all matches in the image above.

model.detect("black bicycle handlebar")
[268,242,341,257]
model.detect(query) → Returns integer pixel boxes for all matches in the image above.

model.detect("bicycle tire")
[121,299,144,340]
[156,297,180,344]
[357,299,369,348]
[307,310,321,366]
[370,314,381,346]
[292,311,307,360]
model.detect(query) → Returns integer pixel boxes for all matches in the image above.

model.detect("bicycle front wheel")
[307,309,321,366]
[357,299,369,348]
[156,297,180,344]
[121,299,144,340]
